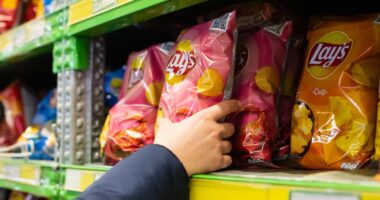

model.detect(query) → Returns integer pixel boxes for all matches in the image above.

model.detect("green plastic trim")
[59,189,81,200]
[53,37,90,73]
[0,9,68,67]
[192,173,380,193]
[0,179,58,198]
[68,0,207,37]
[60,164,111,172]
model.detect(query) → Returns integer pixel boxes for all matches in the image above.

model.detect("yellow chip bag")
[290,15,380,170]
[375,79,380,161]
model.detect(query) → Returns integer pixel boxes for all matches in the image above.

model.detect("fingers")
[220,155,232,169]
[221,140,232,154]
[197,100,241,121]
[219,123,234,139]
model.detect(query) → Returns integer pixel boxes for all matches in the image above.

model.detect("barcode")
[210,13,231,32]
[374,14,380,24]
[264,22,287,37]
[159,42,175,55]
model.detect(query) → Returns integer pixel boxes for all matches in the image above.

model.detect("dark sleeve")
[77,144,189,200]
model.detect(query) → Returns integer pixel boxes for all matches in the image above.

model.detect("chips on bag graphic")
[290,15,380,169]
[158,11,237,123]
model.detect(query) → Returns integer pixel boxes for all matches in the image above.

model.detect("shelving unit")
[0,0,378,199]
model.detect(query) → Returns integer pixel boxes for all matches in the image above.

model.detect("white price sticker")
[92,0,117,13]
[26,19,46,42]
[291,191,360,200]
[65,169,106,192]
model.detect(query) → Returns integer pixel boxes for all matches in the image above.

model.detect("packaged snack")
[375,79,380,160]
[0,0,22,32]
[290,15,380,170]
[230,21,292,168]
[103,42,174,164]
[158,11,237,123]
[0,81,26,147]
[22,0,44,22]
[16,89,57,160]
[273,34,306,161]
[104,66,125,108]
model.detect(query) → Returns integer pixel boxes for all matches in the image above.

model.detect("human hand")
[154,100,241,176]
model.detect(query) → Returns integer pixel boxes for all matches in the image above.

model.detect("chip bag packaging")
[375,79,380,161]
[0,0,22,33]
[158,12,237,125]
[0,81,26,147]
[290,15,380,170]
[101,42,174,165]
[230,21,292,168]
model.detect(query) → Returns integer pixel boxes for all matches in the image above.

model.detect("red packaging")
[103,42,174,164]
[158,12,237,123]
[230,22,292,168]
[0,81,26,147]
[0,0,22,32]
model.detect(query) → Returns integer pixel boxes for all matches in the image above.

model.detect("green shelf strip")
[60,164,112,172]
[0,179,58,198]
[193,171,380,193]
[68,0,207,37]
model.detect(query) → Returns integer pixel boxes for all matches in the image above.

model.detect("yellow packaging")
[375,79,380,160]
[291,15,380,169]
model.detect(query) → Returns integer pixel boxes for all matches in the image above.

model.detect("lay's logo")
[166,40,196,76]
[307,31,352,78]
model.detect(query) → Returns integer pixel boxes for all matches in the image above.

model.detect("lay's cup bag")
[101,42,174,165]
[230,21,292,168]
[290,15,380,170]
[157,11,237,123]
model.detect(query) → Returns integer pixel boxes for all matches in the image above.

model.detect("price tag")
[80,171,95,191]
[3,165,20,179]
[65,169,105,192]
[12,27,26,48]
[291,191,360,200]
[20,165,40,185]
[92,0,117,13]
[26,19,46,42]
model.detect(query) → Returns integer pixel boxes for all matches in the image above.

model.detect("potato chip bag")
[102,42,174,165]
[290,15,380,170]
[0,0,22,33]
[157,12,237,124]
[0,81,26,147]
[375,79,380,161]
[230,21,292,168]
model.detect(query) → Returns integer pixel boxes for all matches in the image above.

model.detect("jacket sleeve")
[77,144,189,200]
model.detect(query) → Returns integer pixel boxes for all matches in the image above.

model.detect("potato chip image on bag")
[102,42,174,165]
[158,11,237,123]
[230,21,292,168]
[290,15,380,170]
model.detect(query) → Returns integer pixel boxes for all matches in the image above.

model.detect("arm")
[78,144,189,200]
[78,100,240,200]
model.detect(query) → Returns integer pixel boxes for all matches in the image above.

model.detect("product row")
[0,1,379,171]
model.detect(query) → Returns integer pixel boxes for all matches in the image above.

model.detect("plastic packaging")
[102,42,174,165]
[375,79,380,160]
[17,89,57,160]
[158,11,237,123]
[0,0,22,32]
[104,66,125,108]
[230,21,292,168]
[22,0,44,22]
[290,15,380,170]
[0,81,26,147]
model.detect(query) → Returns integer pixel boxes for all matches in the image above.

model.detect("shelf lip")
[193,169,380,193]
[68,0,207,37]
[0,158,58,168]
[60,164,112,171]
[0,178,58,197]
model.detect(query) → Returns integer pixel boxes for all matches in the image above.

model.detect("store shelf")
[0,159,59,198]
[0,10,67,66]
[59,164,110,200]
[68,0,207,36]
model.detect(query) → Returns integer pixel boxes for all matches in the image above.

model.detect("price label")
[291,191,360,200]
[20,165,40,185]
[65,169,106,192]
[92,0,117,13]
[26,19,46,42]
